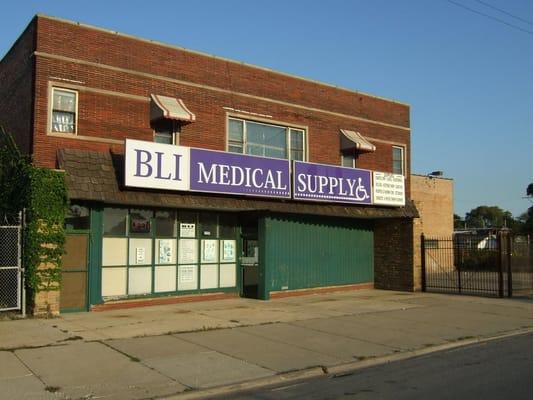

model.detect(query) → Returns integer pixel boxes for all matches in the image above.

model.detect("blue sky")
[1,0,532,217]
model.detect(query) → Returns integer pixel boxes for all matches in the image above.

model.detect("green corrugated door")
[262,215,373,296]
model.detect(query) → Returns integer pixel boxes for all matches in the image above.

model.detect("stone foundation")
[33,290,60,317]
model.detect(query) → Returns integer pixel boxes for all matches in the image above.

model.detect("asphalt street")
[219,333,533,400]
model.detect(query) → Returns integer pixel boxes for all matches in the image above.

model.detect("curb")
[164,327,533,400]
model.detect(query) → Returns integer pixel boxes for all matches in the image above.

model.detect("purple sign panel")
[293,161,372,204]
[190,149,291,198]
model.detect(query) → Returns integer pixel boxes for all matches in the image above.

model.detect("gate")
[511,234,533,294]
[421,230,514,298]
[0,212,24,313]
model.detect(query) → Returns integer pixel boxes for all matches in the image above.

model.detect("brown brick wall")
[374,218,416,291]
[26,16,411,195]
[0,18,36,154]
[35,17,409,128]
[412,217,423,291]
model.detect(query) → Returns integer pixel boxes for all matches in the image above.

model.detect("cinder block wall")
[411,175,454,237]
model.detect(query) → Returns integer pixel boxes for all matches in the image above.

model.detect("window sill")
[47,132,124,145]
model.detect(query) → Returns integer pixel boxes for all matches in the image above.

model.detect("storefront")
[59,138,414,311]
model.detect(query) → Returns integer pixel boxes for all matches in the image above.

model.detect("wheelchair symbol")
[355,178,370,201]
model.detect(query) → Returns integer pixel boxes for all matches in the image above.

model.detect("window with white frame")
[392,146,405,175]
[228,118,306,161]
[341,150,356,168]
[51,88,77,134]
[153,119,180,145]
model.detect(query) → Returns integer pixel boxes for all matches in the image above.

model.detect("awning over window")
[340,129,376,153]
[150,94,196,122]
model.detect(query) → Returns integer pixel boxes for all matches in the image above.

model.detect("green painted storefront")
[258,214,373,299]
[62,205,375,311]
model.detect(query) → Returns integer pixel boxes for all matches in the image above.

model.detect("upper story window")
[51,88,77,134]
[228,118,306,161]
[150,94,194,145]
[152,119,180,145]
[392,146,405,175]
[339,129,374,168]
[341,151,356,168]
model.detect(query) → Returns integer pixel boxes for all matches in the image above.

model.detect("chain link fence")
[0,212,24,313]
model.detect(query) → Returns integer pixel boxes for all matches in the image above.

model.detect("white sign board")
[178,265,198,290]
[178,239,198,264]
[373,172,405,206]
[125,139,190,191]
[180,223,196,238]
[221,240,236,262]
[201,240,218,263]
[158,239,173,264]
[135,247,146,264]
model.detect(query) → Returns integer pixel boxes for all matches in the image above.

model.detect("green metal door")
[260,215,373,298]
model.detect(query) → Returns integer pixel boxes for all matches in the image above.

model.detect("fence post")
[507,232,512,298]
[421,234,426,292]
[497,231,504,298]
[457,241,462,294]
[21,209,26,318]
[526,235,533,288]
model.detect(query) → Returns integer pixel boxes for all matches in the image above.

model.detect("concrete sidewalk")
[1,290,533,400]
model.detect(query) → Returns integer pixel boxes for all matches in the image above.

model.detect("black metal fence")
[512,234,533,294]
[422,231,532,298]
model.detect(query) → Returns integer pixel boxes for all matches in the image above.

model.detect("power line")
[475,0,533,27]
[446,0,533,35]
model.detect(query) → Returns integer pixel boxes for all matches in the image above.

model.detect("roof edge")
[411,173,454,181]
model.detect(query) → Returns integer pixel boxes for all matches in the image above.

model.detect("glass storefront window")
[65,204,90,230]
[101,208,238,300]
[200,212,218,238]
[219,214,237,238]
[129,209,152,236]
[155,210,177,237]
[103,208,128,236]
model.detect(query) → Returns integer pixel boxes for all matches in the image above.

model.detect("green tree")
[454,213,465,230]
[464,206,517,229]
[0,127,31,214]
[1,126,67,314]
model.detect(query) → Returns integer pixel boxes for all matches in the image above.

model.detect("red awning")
[150,94,196,122]
[340,129,376,153]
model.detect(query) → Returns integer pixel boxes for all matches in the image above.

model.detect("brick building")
[0,15,419,313]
